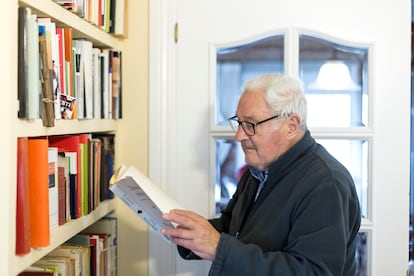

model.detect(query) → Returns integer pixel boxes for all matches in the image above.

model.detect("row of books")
[19,216,118,276]
[16,133,115,256]
[54,0,126,36]
[18,7,123,127]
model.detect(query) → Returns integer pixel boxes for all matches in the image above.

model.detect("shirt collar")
[248,166,269,183]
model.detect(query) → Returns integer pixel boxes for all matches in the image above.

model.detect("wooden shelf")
[14,118,118,137]
[11,200,116,275]
[19,0,123,49]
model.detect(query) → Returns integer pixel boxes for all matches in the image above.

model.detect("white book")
[110,165,185,243]
[100,49,110,119]
[26,13,40,119]
[114,0,126,36]
[48,147,59,229]
[92,48,102,119]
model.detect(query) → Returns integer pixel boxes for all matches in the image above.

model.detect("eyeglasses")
[228,114,281,136]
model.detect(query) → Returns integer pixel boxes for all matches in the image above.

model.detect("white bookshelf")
[3,0,129,274]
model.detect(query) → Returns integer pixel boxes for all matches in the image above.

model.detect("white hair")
[243,73,308,130]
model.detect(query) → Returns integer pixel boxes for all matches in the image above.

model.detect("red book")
[49,135,81,218]
[27,137,50,248]
[16,137,31,255]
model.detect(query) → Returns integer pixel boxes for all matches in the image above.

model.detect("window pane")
[316,139,368,218]
[215,138,368,218]
[215,139,245,214]
[299,34,368,127]
[216,35,285,126]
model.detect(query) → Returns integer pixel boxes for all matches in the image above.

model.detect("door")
[149,0,411,275]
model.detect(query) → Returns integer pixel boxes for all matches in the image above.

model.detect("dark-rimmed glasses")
[228,114,281,136]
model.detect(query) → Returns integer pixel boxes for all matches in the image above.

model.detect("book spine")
[27,137,50,248]
[16,137,31,255]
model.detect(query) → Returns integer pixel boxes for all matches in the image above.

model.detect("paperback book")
[109,165,184,243]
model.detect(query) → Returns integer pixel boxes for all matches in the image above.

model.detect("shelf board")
[19,0,123,49]
[12,199,116,275]
[14,118,118,137]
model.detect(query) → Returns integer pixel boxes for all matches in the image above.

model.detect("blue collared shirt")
[248,166,269,201]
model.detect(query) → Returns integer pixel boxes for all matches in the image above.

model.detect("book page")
[110,165,184,243]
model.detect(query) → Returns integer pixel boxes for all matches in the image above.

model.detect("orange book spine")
[27,137,50,247]
[15,137,31,255]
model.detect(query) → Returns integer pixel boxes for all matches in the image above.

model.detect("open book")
[109,165,184,243]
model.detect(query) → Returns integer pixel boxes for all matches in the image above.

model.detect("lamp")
[308,60,360,91]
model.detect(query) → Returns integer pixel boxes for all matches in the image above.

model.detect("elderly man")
[162,73,361,275]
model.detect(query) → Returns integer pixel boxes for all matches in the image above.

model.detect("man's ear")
[286,114,301,138]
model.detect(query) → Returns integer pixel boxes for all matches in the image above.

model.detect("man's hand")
[161,209,220,261]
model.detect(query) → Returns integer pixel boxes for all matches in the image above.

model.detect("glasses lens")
[229,118,239,132]
[241,122,255,136]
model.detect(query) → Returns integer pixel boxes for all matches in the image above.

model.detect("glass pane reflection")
[216,35,284,126]
[215,138,368,218]
[299,34,368,127]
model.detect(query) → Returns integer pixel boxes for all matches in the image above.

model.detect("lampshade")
[308,60,360,91]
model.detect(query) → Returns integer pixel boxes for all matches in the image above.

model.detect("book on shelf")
[18,266,55,276]
[33,256,73,276]
[93,133,115,200]
[111,50,122,119]
[49,135,82,218]
[57,166,67,226]
[38,25,55,127]
[110,165,184,243]
[17,7,29,119]
[16,137,31,255]
[83,215,118,275]
[18,7,41,120]
[47,147,59,230]
[48,244,89,276]
[27,137,50,248]
[79,134,91,216]
[57,154,70,223]
[37,18,61,121]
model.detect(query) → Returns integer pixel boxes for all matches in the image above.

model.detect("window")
[212,32,369,275]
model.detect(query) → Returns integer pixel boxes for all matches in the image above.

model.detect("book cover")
[65,152,78,219]
[79,134,90,215]
[27,13,41,119]
[16,137,31,255]
[55,28,66,111]
[57,166,67,226]
[89,138,102,210]
[111,50,122,119]
[93,133,115,201]
[57,154,71,222]
[92,48,102,119]
[48,147,59,229]
[17,7,29,119]
[49,135,81,218]
[63,28,74,98]
[27,137,50,248]
[110,165,184,243]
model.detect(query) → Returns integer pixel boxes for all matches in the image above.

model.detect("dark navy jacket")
[179,131,361,276]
